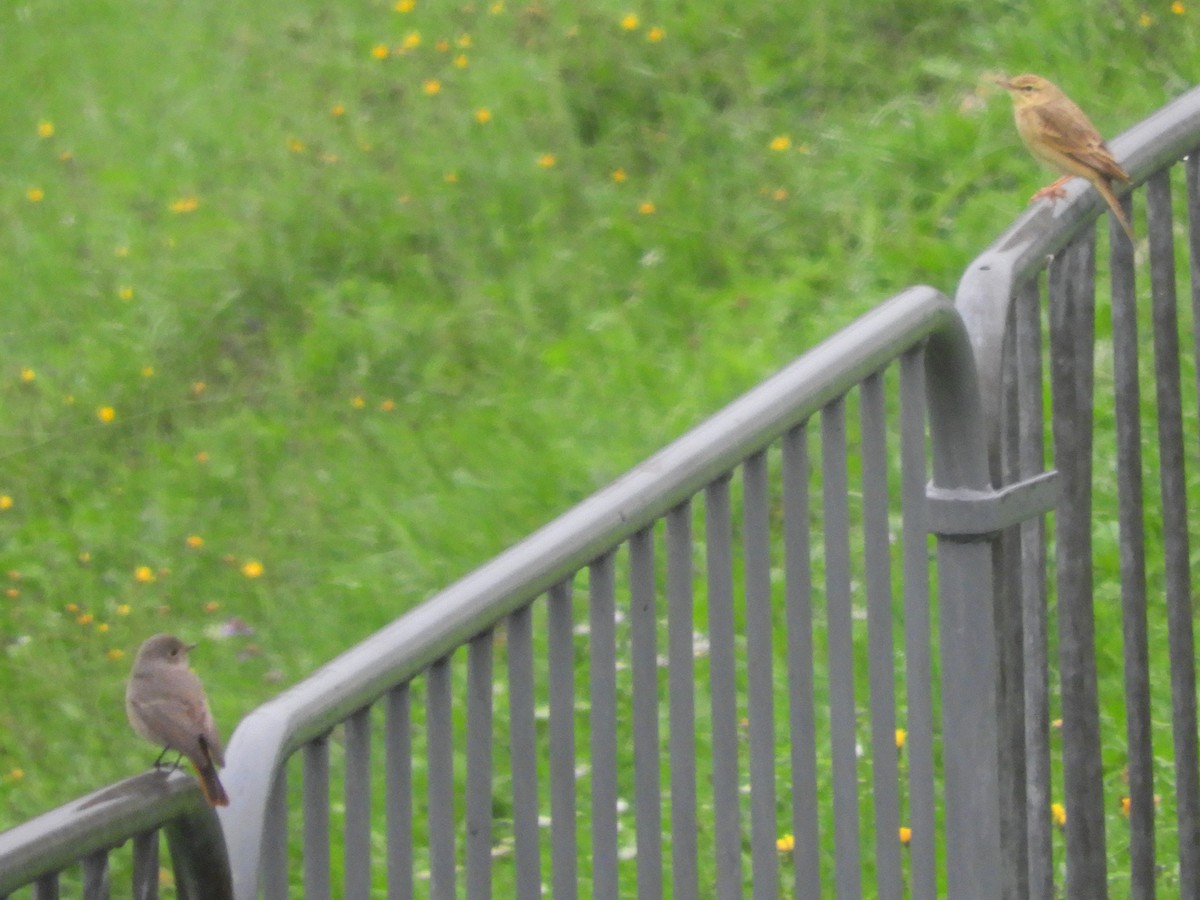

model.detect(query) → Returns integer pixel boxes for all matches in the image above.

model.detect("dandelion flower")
[537,153,557,168]
[66,602,80,613]
[204,601,220,613]
[38,120,55,138]
[401,31,421,50]
[453,54,469,68]
[191,381,207,396]
[776,833,795,853]
[168,196,198,214]
[895,728,907,750]
[351,395,366,409]
[395,0,415,10]
[77,613,94,625]
[1051,802,1067,828]
[474,107,492,124]
[1120,796,1131,818]
[457,34,472,48]
[115,245,130,257]
[899,826,912,845]
[620,13,639,30]
[1172,1,1185,13]
[116,604,132,616]
[141,366,155,378]
[118,286,134,300]
[195,451,210,463]
[26,187,44,203]
[769,135,792,152]
[97,622,109,633]
[6,768,24,782]
[97,406,116,423]
[288,137,306,153]
[638,200,657,215]
[647,25,665,42]
[134,566,156,583]
[423,79,442,96]
[490,1,504,13]
[106,648,125,661]
[1139,11,1154,25]
[18,367,34,383]
[0,496,12,510]
[241,560,264,579]
[444,171,459,183]
[331,103,346,117]
[186,535,205,549]
[612,168,628,183]
[371,43,390,59]
[380,399,397,411]
[436,39,450,52]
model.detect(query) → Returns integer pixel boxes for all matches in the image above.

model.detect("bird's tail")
[1092,176,1136,244]
[193,737,230,806]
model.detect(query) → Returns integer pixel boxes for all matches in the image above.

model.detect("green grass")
[2,0,1199,893]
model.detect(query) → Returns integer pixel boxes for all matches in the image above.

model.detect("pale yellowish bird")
[997,74,1135,243]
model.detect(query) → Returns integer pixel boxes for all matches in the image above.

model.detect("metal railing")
[3,83,1200,900]
[956,84,1200,899]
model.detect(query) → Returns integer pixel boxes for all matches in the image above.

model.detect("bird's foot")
[1031,176,1070,203]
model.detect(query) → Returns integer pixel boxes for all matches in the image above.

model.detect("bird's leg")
[153,746,170,769]
[153,747,185,771]
[1031,175,1071,203]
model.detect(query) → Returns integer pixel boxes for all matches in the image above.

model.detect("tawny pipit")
[126,633,229,806]
[998,74,1135,243]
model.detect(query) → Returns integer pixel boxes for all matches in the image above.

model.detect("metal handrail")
[0,770,231,898]
[216,283,991,897]
[955,83,1200,461]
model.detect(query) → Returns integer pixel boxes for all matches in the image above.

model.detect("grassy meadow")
[2,0,1200,892]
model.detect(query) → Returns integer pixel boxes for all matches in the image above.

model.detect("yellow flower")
[38,120,55,138]
[1139,11,1154,26]
[0,496,12,510]
[331,103,346,117]
[141,366,155,378]
[169,195,198,214]
[620,13,640,30]
[1120,796,1131,818]
[380,399,397,411]
[647,25,665,42]
[19,367,34,383]
[775,833,795,852]
[186,535,205,549]
[134,566,156,583]
[116,604,132,616]
[97,406,116,423]
[241,560,264,579]
[195,450,210,463]
[106,648,125,662]
[26,187,44,203]
[371,43,390,59]
[772,188,788,201]
[537,153,557,168]
[115,245,130,257]
[638,200,657,215]
[395,0,415,10]
[78,552,91,565]
[351,395,366,409]
[769,135,792,152]
[288,137,306,153]
[6,768,24,782]
[457,34,472,48]
[444,171,459,183]
[191,381,207,396]
[899,826,912,845]
[118,286,134,300]
[1172,1,1185,13]
[77,613,94,625]
[489,1,504,12]
[436,39,450,52]
[204,600,220,613]
[66,602,80,613]
[474,107,492,124]
[423,79,442,96]
[401,31,421,50]
[895,728,907,750]
[1051,802,1067,828]
[611,168,628,183]
[97,622,109,633]
[453,54,469,68]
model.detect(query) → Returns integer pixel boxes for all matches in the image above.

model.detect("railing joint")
[927,470,1058,539]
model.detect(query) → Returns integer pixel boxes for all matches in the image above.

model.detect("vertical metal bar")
[1148,168,1200,897]
[304,734,332,900]
[589,552,620,898]
[924,326,1002,899]
[1015,276,1053,900]
[782,423,821,897]
[821,396,863,899]
[742,450,778,899]
[706,474,743,899]
[386,683,414,900]
[131,830,158,900]
[548,580,579,900]
[81,850,109,900]
[629,526,664,898]
[899,349,936,899]
[508,604,542,900]
[997,308,1030,900]
[1111,187,1156,899]
[666,501,699,899]
[33,874,60,900]
[427,657,457,900]
[859,373,902,900]
[345,706,373,900]
[1048,233,1108,897]
[466,630,495,900]
[262,765,289,900]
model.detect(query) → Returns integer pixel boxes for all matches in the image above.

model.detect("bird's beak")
[994,76,1013,90]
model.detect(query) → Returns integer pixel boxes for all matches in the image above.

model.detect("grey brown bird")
[997,73,1135,243]
[126,633,229,806]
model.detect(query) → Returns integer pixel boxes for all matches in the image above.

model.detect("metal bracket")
[926,470,1059,539]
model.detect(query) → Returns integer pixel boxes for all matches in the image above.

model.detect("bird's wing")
[1028,105,1131,183]
[128,695,210,760]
